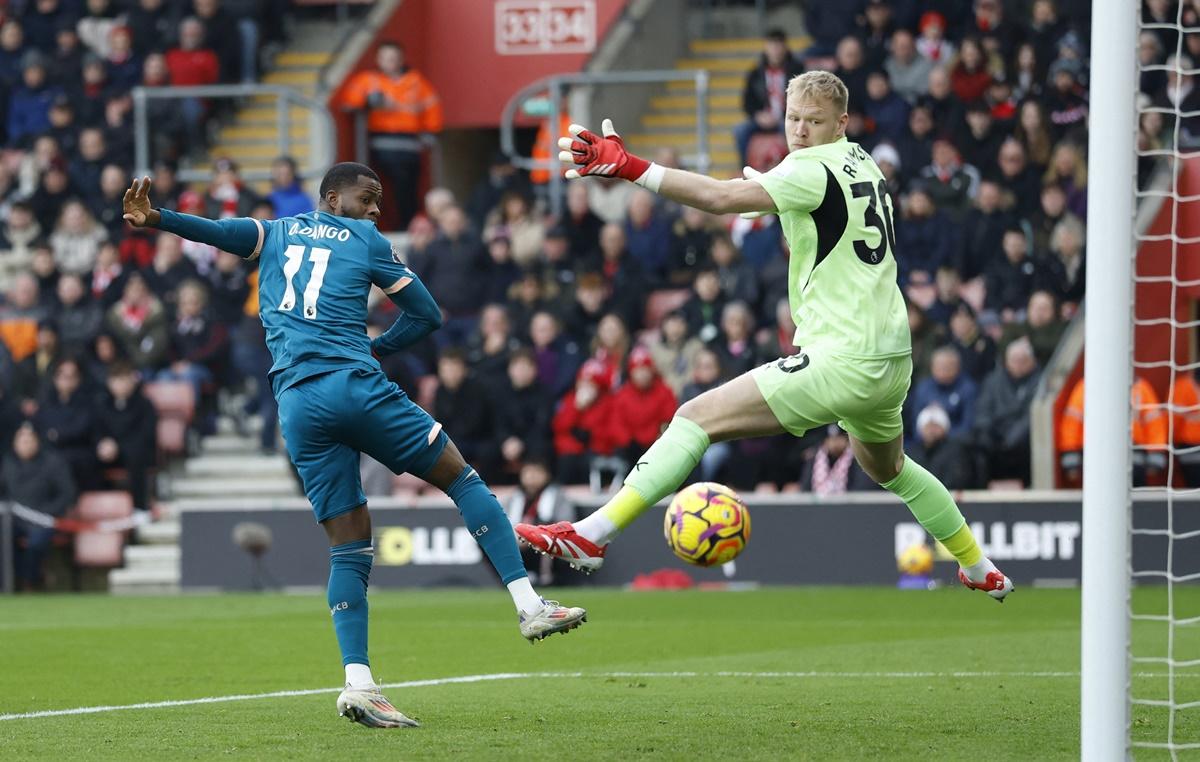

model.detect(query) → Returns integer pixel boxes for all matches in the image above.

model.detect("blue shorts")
[277,368,449,523]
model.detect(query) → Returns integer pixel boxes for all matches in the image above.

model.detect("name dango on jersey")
[255,211,415,395]
[751,137,911,360]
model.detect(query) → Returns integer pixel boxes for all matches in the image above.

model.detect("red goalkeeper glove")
[557,119,653,183]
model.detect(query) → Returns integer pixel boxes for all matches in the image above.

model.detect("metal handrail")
[132,84,337,184]
[499,69,711,218]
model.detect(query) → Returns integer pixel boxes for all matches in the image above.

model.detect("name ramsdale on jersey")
[838,142,872,178]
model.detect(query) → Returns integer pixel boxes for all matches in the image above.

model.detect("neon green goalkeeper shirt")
[751,137,911,360]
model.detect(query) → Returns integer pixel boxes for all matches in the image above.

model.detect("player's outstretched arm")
[557,119,776,217]
[123,176,264,259]
[371,276,443,357]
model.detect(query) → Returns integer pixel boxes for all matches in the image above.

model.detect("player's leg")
[851,434,1012,601]
[320,505,419,727]
[346,371,584,641]
[842,357,1012,602]
[278,374,417,727]
[420,441,586,641]
[517,368,786,566]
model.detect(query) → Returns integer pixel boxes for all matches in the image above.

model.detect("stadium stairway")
[190,19,345,194]
[624,34,808,180]
[109,415,300,594]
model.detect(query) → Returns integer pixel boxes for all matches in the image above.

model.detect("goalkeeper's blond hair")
[786,71,849,115]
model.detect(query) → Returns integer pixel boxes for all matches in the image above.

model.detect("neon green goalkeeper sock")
[881,456,970,547]
[940,524,984,568]
[575,417,710,544]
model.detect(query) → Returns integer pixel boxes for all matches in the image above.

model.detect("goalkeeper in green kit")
[515,70,1012,601]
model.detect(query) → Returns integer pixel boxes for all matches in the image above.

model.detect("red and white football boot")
[958,568,1015,602]
[515,521,608,573]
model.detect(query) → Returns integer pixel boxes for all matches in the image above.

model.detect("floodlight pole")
[1081,0,1137,758]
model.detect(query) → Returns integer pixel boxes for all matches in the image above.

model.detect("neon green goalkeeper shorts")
[751,348,913,443]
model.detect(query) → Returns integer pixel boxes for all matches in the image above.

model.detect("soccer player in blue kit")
[121,163,586,729]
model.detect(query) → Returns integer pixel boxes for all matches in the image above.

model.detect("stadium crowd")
[393,0,1113,493]
[3,0,1199,559]
[0,1,298,590]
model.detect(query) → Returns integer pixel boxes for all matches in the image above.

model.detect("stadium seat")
[643,289,691,330]
[143,381,196,459]
[77,491,135,520]
[143,381,197,423]
[74,492,134,568]
[75,531,126,568]
[157,417,189,458]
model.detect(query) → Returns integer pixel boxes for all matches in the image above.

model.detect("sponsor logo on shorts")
[776,353,810,374]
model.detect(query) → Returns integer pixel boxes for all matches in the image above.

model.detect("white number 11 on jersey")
[278,244,331,319]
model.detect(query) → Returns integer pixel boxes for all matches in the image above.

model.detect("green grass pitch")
[1,586,1197,760]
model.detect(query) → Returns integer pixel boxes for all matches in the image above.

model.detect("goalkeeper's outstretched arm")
[558,119,777,217]
[122,176,264,259]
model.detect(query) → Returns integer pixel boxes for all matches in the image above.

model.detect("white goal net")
[1117,0,1200,758]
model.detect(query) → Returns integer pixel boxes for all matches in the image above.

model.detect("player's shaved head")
[319,162,383,221]
[320,162,380,198]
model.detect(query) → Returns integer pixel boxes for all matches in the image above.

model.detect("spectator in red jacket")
[165,17,220,87]
[949,37,993,103]
[611,347,678,459]
[165,17,219,152]
[552,358,621,485]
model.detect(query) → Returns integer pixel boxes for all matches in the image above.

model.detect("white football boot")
[519,599,588,643]
[336,684,420,728]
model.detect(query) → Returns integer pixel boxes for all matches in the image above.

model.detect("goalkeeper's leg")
[515,373,784,568]
[853,434,1013,601]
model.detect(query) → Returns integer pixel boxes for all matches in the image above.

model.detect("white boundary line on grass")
[0,669,1184,721]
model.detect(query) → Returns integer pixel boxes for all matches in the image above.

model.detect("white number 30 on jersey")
[278,244,331,319]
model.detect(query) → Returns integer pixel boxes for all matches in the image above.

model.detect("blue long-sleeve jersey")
[157,208,441,396]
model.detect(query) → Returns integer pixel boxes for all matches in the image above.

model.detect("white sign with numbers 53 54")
[495,0,596,55]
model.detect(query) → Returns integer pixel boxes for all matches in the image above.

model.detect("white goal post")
[1081,0,1137,759]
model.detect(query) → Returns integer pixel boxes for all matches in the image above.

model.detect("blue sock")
[328,539,373,668]
[446,466,527,585]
